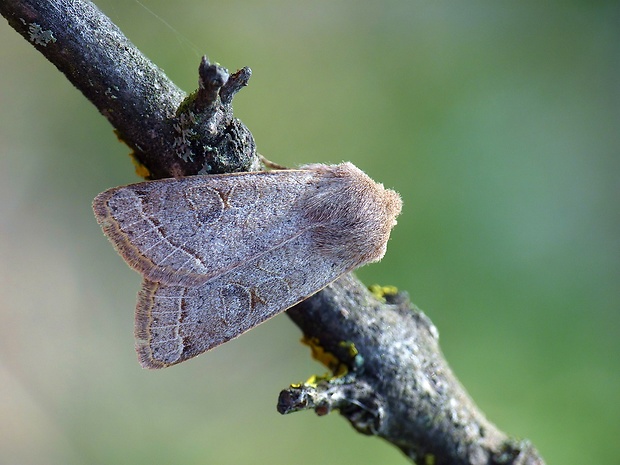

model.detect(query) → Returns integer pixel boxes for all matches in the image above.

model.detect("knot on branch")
[169,57,258,176]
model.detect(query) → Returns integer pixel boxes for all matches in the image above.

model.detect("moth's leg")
[259,154,288,170]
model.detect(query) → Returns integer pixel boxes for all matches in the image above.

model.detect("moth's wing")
[96,163,403,367]
[93,170,318,286]
[134,226,356,368]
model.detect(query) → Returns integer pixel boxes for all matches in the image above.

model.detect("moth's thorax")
[300,163,402,264]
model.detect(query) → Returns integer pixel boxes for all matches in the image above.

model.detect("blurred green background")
[1,1,618,464]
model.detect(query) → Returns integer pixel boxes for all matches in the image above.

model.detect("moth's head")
[377,183,402,228]
[365,184,402,263]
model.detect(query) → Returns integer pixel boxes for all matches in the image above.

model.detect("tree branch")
[1,1,546,464]
[0,0,257,179]
[281,275,544,464]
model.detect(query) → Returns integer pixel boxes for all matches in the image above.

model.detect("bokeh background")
[1,1,618,464]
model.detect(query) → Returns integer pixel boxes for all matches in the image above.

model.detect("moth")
[93,162,402,368]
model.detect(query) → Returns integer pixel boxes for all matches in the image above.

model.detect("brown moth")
[93,162,402,368]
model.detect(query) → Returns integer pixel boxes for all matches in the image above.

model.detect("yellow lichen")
[368,284,399,301]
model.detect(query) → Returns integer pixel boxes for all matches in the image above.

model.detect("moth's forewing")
[93,170,316,286]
